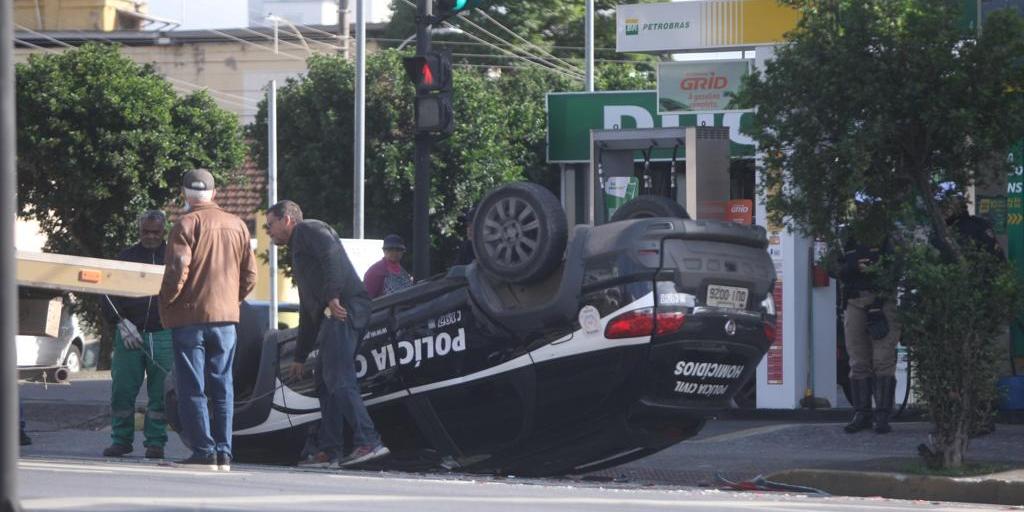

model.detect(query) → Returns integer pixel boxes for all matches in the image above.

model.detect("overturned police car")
[167,182,776,476]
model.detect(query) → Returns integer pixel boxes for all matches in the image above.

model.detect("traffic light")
[404,50,454,135]
[414,93,454,134]
[402,51,451,92]
[435,0,484,20]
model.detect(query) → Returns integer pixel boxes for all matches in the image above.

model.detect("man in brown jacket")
[159,168,257,471]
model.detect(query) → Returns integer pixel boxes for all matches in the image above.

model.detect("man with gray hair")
[159,169,258,471]
[101,210,174,459]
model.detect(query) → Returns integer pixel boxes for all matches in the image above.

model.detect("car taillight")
[604,308,687,339]
[764,320,776,341]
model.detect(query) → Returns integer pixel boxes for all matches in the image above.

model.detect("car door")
[393,286,536,465]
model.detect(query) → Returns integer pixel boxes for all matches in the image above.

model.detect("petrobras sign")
[546,90,755,163]
[657,60,750,114]
[617,0,802,53]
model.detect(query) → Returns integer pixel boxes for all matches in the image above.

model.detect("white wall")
[15,218,45,253]
[148,0,249,29]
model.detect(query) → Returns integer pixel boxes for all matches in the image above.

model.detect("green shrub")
[898,245,1021,468]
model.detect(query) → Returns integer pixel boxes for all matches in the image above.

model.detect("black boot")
[844,378,874,433]
[873,376,896,434]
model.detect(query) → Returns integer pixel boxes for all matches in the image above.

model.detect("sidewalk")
[18,374,1024,506]
[584,417,1024,506]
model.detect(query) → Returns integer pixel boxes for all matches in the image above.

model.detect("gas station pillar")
[753,45,838,409]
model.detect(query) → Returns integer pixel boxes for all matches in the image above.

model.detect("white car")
[17,292,95,383]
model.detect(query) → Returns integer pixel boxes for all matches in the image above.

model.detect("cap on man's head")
[382,234,406,251]
[182,169,215,191]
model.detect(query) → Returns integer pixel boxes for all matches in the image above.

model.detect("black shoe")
[19,431,31,446]
[177,453,217,470]
[873,376,896,434]
[102,444,133,457]
[217,453,231,472]
[144,446,165,459]
[844,378,874,433]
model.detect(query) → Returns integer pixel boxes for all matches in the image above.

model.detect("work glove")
[117,319,144,350]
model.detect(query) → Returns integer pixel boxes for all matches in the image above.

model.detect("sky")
[147,0,250,30]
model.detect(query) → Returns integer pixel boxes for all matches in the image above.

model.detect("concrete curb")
[766,468,1024,506]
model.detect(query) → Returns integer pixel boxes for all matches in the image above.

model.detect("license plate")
[706,285,748,310]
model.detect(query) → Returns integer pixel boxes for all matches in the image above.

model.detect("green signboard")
[961,0,980,33]
[1009,142,1024,356]
[546,91,756,163]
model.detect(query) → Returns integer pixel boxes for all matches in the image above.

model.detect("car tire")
[64,344,83,373]
[610,195,689,222]
[473,182,568,284]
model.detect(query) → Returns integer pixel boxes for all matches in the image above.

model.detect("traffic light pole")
[0,0,21,510]
[413,0,433,281]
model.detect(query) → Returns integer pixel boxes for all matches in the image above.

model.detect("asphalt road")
[16,457,1013,512]
[17,375,1024,510]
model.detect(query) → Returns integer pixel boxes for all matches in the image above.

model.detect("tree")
[734,1,1024,468]
[17,43,247,367]
[249,51,528,272]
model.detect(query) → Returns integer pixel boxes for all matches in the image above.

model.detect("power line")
[15,24,75,49]
[206,28,306,61]
[441,50,651,65]
[15,32,264,110]
[427,5,581,77]
[246,7,348,47]
[169,83,253,111]
[13,37,60,53]
[470,9,581,74]
[238,26,314,54]
[163,76,260,105]
[446,14,581,77]
[396,0,582,81]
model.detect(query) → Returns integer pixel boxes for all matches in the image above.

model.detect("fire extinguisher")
[811,240,830,288]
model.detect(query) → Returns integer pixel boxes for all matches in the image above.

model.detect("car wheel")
[64,344,83,373]
[473,182,568,284]
[609,195,689,222]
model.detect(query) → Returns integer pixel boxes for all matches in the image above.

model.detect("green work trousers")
[110,328,173,448]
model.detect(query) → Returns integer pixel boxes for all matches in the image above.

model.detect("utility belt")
[844,291,890,340]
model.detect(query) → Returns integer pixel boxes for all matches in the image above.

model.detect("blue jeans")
[172,322,236,457]
[316,318,380,457]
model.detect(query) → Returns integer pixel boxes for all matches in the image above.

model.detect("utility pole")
[0,0,21,509]
[339,0,350,59]
[354,0,366,239]
[412,0,433,280]
[585,0,594,92]
[267,81,279,332]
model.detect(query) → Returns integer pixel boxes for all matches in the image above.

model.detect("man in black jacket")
[101,210,173,459]
[265,200,389,468]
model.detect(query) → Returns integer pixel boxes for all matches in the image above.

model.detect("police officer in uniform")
[839,230,899,434]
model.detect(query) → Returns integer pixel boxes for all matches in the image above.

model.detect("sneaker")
[177,453,217,470]
[144,446,165,459]
[217,453,231,472]
[102,444,133,457]
[337,443,390,467]
[19,431,31,447]
[297,451,335,468]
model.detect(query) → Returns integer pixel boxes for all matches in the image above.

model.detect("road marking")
[19,494,911,510]
[19,460,245,477]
